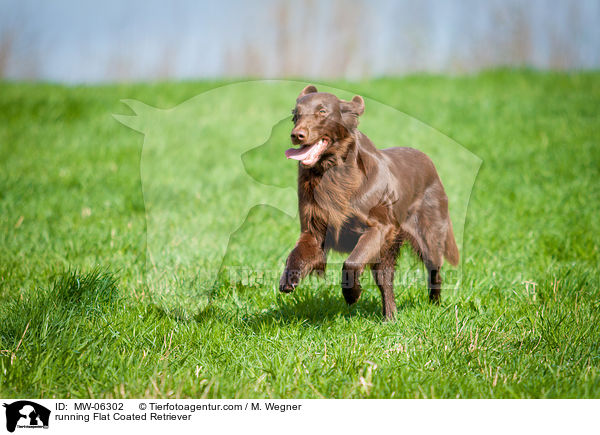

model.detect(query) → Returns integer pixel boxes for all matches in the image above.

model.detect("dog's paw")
[342,285,362,305]
[341,264,363,304]
[279,282,295,293]
[279,269,301,293]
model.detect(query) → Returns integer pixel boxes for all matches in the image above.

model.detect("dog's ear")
[342,96,365,115]
[297,85,318,101]
[340,95,365,130]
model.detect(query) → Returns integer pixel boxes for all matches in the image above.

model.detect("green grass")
[1,70,599,398]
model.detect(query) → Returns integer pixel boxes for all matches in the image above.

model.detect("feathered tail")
[444,219,459,266]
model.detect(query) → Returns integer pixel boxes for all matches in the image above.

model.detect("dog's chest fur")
[298,157,364,239]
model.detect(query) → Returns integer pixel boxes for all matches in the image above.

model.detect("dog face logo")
[3,401,50,432]
[114,81,481,308]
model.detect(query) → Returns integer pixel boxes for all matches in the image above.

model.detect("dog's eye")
[318,109,327,115]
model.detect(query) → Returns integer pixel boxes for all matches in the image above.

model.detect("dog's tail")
[444,219,459,266]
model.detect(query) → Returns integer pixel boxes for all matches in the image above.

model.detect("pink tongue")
[285,144,315,161]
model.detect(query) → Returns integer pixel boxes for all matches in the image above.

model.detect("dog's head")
[286,85,365,167]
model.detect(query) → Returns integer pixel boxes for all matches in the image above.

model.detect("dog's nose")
[291,128,307,142]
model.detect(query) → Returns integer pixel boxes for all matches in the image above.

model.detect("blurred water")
[1,0,599,82]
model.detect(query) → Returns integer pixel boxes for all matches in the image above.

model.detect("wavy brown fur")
[280,85,459,320]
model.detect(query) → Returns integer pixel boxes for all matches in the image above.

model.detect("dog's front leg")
[341,226,388,306]
[279,232,326,293]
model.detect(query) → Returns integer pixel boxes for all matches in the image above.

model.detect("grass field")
[1,70,599,398]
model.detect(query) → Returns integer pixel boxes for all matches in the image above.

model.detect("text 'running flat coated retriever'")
[279,85,459,320]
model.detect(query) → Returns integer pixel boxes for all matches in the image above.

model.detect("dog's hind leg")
[371,235,403,320]
[402,205,446,304]
[425,262,442,303]
[405,232,443,303]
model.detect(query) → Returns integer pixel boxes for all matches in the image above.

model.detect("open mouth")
[285,137,330,166]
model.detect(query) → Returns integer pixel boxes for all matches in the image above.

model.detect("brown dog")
[279,85,459,320]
